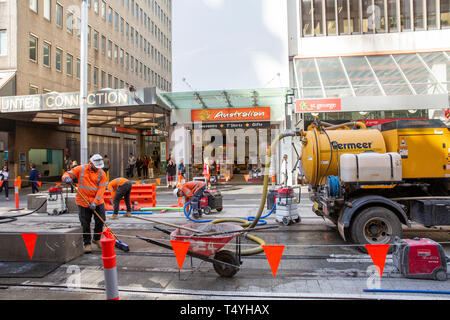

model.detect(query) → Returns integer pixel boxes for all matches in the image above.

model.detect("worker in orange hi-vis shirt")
[62,154,108,254]
[173,181,207,219]
[106,177,135,220]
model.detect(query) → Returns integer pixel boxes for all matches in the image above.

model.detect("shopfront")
[0,87,171,183]
[162,88,291,184]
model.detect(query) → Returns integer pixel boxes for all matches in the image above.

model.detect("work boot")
[111,214,119,220]
[124,212,132,217]
[92,240,102,249]
[83,244,92,254]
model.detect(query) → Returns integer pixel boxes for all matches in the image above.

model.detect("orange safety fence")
[103,183,157,211]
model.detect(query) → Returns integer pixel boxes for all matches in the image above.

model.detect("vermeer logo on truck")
[333,142,373,150]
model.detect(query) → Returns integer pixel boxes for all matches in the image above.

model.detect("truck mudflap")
[337,195,410,241]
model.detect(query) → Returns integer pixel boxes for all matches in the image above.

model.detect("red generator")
[200,189,223,215]
[392,237,448,281]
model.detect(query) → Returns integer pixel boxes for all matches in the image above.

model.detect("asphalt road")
[0,184,449,302]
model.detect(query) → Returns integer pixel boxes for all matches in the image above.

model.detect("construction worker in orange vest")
[62,154,108,254]
[174,181,207,219]
[106,177,135,220]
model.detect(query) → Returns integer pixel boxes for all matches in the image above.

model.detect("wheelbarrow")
[137,223,244,277]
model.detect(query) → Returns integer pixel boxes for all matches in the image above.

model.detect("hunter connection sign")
[295,98,341,113]
[191,107,271,122]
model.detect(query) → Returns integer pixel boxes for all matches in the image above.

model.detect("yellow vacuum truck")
[298,118,450,246]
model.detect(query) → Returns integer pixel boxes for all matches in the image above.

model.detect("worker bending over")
[174,181,207,219]
[62,154,108,253]
[107,177,135,220]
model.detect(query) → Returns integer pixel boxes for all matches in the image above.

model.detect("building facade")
[0,0,172,96]
[287,0,449,127]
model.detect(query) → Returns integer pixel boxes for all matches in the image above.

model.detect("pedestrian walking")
[174,180,207,219]
[62,154,108,254]
[166,154,177,189]
[29,163,41,194]
[136,156,143,178]
[280,154,288,186]
[0,165,9,201]
[148,156,154,179]
[203,157,210,187]
[153,150,160,175]
[127,153,136,178]
[106,177,134,220]
[177,158,186,179]
[142,155,149,179]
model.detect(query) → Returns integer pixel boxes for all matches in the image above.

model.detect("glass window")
[101,35,106,54]
[101,1,106,20]
[427,0,437,28]
[313,0,324,35]
[76,58,80,78]
[93,30,99,49]
[30,0,38,12]
[362,0,372,32]
[29,35,37,61]
[326,0,337,35]
[349,0,361,33]
[67,11,73,34]
[43,42,51,67]
[387,0,398,31]
[374,0,386,32]
[28,149,63,177]
[337,0,350,34]
[114,44,118,62]
[400,0,412,30]
[93,67,98,86]
[94,0,99,14]
[56,3,63,27]
[114,12,119,29]
[108,7,112,24]
[441,0,450,27]
[413,0,424,29]
[87,64,91,84]
[341,56,383,96]
[0,30,6,56]
[55,48,62,71]
[44,0,51,20]
[101,70,106,88]
[108,40,112,58]
[108,74,112,88]
[66,54,73,76]
[29,86,38,94]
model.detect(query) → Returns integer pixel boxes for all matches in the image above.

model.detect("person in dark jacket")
[166,154,177,189]
[29,163,41,194]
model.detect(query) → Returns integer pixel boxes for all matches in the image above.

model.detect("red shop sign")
[295,98,341,113]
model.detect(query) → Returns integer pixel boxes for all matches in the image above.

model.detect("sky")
[171,0,289,92]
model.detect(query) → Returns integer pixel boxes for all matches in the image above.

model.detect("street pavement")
[0,183,449,302]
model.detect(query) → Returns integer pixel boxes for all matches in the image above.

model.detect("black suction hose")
[0,199,48,224]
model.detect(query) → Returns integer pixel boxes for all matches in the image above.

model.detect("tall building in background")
[287,0,449,127]
[0,0,172,96]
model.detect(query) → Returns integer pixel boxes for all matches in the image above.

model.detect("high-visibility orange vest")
[106,177,129,200]
[179,181,207,201]
[62,164,107,208]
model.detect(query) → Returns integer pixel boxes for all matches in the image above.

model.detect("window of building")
[0,30,6,56]
[29,85,39,95]
[94,0,99,14]
[101,35,106,54]
[114,77,118,89]
[44,0,51,20]
[101,70,106,87]
[326,0,337,35]
[427,0,437,29]
[28,149,63,177]
[121,18,124,33]
[87,64,91,84]
[114,44,118,62]
[414,0,425,29]
[56,3,63,27]
[108,7,112,24]
[400,0,412,30]
[93,30,99,49]
[67,11,73,34]
[108,40,112,58]
[387,0,399,31]
[93,67,98,86]
[349,0,361,33]
[29,35,38,62]
[120,49,124,65]
[108,74,112,88]
[55,48,62,71]
[76,58,80,78]
[374,0,386,32]
[43,42,51,67]
[101,1,106,20]
[66,54,73,76]
[30,0,38,13]
[115,12,119,29]
[441,0,450,27]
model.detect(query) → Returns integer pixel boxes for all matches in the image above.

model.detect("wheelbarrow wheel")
[213,250,239,278]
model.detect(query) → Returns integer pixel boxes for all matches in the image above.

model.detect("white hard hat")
[173,188,180,197]
[90,154,104,169]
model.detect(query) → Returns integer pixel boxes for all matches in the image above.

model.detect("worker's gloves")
[89,202,97,211]
[64,177,73,184]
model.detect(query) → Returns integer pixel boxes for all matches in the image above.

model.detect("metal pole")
[80,0,89,164]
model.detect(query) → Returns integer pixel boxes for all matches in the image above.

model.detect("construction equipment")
[47,186,68,216]
[72,183,129,252]
[392,237,448,281]
[274,187,300,226]
[297,118,450,246]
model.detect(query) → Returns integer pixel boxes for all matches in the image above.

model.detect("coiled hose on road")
[182,131,298,256]
[0,199,48,224]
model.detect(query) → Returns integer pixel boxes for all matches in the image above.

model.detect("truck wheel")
[350,207,402,250]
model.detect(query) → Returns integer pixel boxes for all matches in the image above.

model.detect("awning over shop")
[294,50,449,111]
[0,87,171,130]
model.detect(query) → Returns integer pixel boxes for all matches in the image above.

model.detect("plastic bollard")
[101,228,119,300]
[14,179,19,209]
